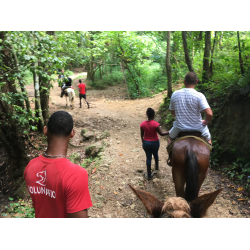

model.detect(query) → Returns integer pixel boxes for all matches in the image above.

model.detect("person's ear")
[70,129,75,138]
[43,126,48,136]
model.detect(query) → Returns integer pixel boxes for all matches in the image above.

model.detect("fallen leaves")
[232,201,237,205]
[237,187,244,191]
[238,198,247,201]
[114,191,117,195]
[100,186,105,190]
[92,167,97,174]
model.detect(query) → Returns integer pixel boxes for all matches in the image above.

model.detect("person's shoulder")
[66,161,88,175]
[152,120,160,126]
[193,89,206,99]
[140,120,147,127]
[24,155,43,174]
[170,90,180,100]
[27,155,42,166]
[172,89,184,96]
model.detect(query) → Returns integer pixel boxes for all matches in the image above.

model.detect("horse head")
[129,184,222,218]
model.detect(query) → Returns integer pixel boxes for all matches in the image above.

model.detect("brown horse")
[170,136,211,202]
[129,184,222,218]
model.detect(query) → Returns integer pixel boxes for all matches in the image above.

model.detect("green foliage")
[2,198,35,218]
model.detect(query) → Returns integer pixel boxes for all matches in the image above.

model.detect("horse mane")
[162,197,191,218]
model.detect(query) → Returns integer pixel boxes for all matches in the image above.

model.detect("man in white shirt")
[168,72,213,145]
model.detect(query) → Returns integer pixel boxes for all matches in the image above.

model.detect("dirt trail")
[20,72,250,218]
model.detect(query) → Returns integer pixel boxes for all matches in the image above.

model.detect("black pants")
[79,94,88,107]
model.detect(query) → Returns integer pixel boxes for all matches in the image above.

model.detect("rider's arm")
[202,108,213,125]
[156,126,169,136]
[68,209,88,218]
[140,127,144,143]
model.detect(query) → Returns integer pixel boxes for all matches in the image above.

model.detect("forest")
[0,31,250,218]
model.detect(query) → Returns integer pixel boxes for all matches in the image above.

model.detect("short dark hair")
[185,72,198,85]
[47,111,73,137]
[146,108,155,119]
[79,79,82,83]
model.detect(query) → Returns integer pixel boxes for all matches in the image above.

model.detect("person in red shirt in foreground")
[78,79,89,109]
[140,108,169,180]
[24,111,93,218]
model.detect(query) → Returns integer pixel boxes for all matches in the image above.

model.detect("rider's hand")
[202,120,207,126]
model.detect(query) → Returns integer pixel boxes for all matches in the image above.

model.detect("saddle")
[167,131,212,154]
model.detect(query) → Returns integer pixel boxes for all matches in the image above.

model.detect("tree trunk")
[219,31,223,50]
[237,31,244,76]
[39,76,50,123]
[10,44,31,112]
[89,58,95,81]
[209,31,217,77]
[182,31,194,72]
[202,31,211,84]
[120,62,130,99]
[37,31,56,123]
[166,31,173,98]
[46,31,55,36]
[33,61,44,131]
[198,31,203,41]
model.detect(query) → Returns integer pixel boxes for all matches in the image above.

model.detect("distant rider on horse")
[60,74,73,98]
[168,72,213,147]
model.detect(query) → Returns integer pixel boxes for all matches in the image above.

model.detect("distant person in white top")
[168,72,213,145]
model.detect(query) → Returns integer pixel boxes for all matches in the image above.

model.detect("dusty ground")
[1,71,250,218]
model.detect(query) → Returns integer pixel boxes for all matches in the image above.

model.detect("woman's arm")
[156,126,169,136]
[140,127,144,143]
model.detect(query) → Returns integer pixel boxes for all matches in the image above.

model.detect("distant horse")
[129,184,222,218]
[64,88,75,109]
[169,133,212,202]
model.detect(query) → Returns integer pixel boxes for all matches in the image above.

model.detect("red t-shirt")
[24,155,92,218]
[140,120,160,141]
[78,83,86,94]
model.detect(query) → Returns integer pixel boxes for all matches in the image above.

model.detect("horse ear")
[128,184,164,218]
[189,188,222,218]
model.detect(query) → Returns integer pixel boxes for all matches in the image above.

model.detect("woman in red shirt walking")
[140,108,169,180]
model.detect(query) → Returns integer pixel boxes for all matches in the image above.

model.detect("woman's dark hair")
[79,79,82,83]
[47,111,73,137]
[146,108,155,119]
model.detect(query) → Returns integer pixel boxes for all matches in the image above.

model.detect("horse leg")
[72,94,74,109]
[65,96,68,106]
[198,159,210,192]
[172,165,186,198]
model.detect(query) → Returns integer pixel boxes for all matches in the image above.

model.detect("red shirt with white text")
[24,155,92,218]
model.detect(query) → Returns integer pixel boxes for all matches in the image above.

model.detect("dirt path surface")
[8,72,250,218]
